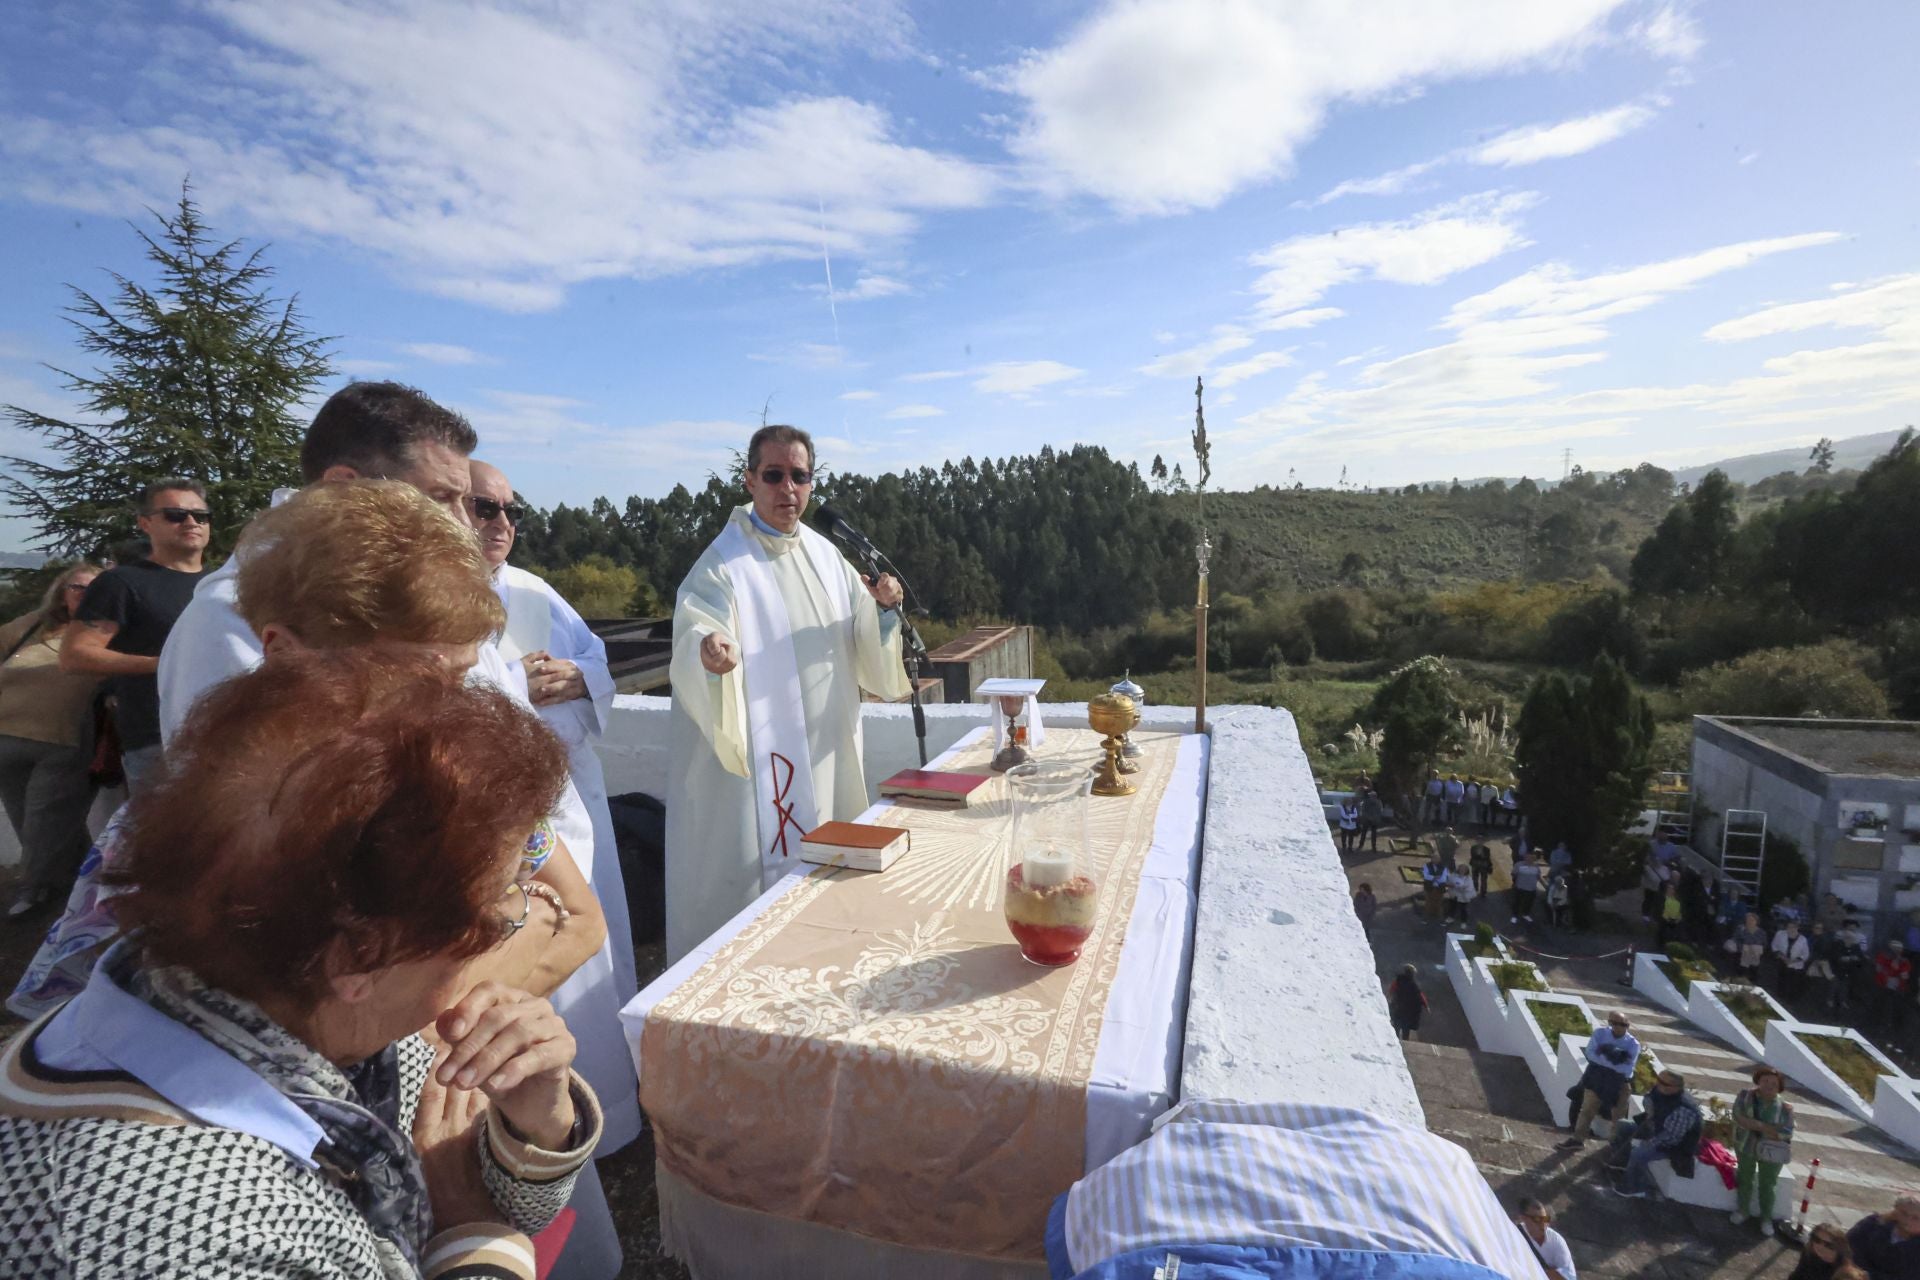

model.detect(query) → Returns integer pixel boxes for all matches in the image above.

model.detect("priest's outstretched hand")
[700,630,740,675]
[862,573,903,610]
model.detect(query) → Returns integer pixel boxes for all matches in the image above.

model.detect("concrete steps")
[1542,972,1919,1222]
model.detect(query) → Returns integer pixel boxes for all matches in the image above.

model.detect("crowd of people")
[1341,778,1920,1276]
[0,380,926,1277]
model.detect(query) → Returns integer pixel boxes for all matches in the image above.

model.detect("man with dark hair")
[60,477,211,794]
[157,382,477,739]
[298,378,480,491]
[665,423,912,960]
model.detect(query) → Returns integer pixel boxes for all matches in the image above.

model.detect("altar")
[619,723,1209,1278]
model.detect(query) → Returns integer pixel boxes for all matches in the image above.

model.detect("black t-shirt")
[74,559,208,751]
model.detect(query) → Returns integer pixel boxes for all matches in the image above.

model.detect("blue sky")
[2,1,1917,549]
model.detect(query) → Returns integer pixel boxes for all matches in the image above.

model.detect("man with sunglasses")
[60,478,211,794]
[665,424,911,961]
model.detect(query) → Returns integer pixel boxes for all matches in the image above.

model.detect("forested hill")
[511,448,1681,625]
[1199,485,1665,594]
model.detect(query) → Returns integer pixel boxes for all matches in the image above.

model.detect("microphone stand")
[838,535,931,766]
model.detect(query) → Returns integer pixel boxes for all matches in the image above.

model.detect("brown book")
[800,820,911,871]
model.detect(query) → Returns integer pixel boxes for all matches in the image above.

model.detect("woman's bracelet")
[524,880,570,928]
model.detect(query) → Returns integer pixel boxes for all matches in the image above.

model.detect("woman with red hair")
[0,650,601,1278]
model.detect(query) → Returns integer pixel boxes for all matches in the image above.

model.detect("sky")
[1,1,1917,548]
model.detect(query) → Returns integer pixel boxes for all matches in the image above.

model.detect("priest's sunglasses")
[466,496,527,524]
[150,506,213,525]
[755,466,813,487]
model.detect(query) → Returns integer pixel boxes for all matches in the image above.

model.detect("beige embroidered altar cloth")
[639,727,1189,1260]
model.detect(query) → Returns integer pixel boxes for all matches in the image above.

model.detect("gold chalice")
[1088,692,1138,797]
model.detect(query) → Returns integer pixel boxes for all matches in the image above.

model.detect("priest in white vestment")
[666,425,911,961]
[470,461,639,1007]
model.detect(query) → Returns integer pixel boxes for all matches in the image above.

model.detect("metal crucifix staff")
[1192,376,1212,734]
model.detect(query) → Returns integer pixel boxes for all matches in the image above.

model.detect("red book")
[879,769,993,806]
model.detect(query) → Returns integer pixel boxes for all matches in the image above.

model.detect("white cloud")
[1139,326,1254,378]
[971,360,1082,396]
[1705,273,1920,343]
[1309,98,1661,206]
[837,274,911,301]
[1303,158,1445,207]
[900,369,966,382]
[1213,350,1295,387]
[1631,4,1704,61]
[0,1,992,312]
[1261,307,1345,331]
[884,403,944,419]
[1471,102,1659,167]
[749,342,858,370]
[1227,231,1856,475]
[838,389,879,400]
[1249,193,1535,318]
[335,357,403,375]
[1003,0,1628,213]
[399,341,486,365]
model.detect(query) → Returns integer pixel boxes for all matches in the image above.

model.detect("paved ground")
[1344,825,1920,1279]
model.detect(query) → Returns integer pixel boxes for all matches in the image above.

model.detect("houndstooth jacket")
[0,1012,602,1279]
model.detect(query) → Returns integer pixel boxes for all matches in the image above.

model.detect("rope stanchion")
[1500,936,1636,964]
[1618,943,1636,986]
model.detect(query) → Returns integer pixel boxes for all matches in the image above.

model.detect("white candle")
[1023,843,1075,888]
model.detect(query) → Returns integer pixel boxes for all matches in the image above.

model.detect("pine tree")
[2,187,333,558]
[1514,654,1655,888]
[1365,655,1463,828]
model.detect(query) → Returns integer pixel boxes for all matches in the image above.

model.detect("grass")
[1801,1033,1894,1102]
[1523,998,1595,1051]
[1713,984,1780,1042]
[1655,957,1717,997]
[1632,1052,1659,1095]
[1490,961,1547,996]
[1460,938,1501,960]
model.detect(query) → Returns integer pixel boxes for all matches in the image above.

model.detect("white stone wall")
[599,694,1425,1129]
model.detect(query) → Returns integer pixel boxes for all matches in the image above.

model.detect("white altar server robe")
[493,565,639,1008]
[665,506,908,963]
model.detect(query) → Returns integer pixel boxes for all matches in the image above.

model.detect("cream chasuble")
[665,506,909,962]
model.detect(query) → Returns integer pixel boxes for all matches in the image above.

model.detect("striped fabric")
[1047,1100,1548,1280]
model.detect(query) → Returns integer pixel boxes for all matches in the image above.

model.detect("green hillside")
[1198,484,1665,594]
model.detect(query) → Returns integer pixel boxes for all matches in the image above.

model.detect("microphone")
[815,504,881,560]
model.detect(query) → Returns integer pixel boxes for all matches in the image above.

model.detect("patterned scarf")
[102,943,433,1278]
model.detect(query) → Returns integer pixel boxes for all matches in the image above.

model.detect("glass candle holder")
[1003,761,1098,966]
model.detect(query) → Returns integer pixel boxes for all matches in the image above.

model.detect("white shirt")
[1524,1224,1576,1278]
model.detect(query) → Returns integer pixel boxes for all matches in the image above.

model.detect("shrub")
[1665,941,1699,963]
[1714,983,1780,1042]
[1802,1033,1893,1101]
[1524,998,1595,1051]
[1656,957,1716,997]
[1679,638,1890,719]
[1490,961,1547,996]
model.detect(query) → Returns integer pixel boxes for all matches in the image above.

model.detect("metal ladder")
[1650,771,1694,845]
[1720,808,1768,904]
